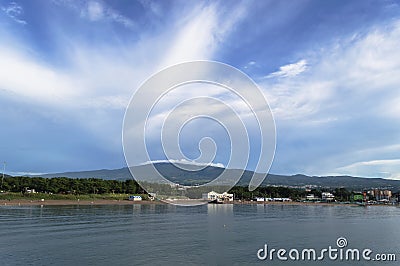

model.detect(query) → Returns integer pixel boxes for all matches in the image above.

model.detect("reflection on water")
[0,204,399,265]
[207,203,233,215]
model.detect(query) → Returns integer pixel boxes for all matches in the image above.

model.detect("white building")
[25,188,36,194]
[256,197,292,202]
[275,198,292,202]
[306,194,314,200]
[322,192,335,201]
[202,191,234,202]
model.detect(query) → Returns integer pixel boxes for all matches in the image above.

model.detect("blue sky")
[1,0,400,179]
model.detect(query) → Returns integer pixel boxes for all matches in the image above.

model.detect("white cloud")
[140,159,225,169]
[86,1,104,21]
[142,81,260,144]
[1,2,26,24]
[159,3,247,68]
[82,1,134,28]
[54,0,134,28]
[0,2,249,172]
[266,59,307,78]
[337,159,400,180]
[243,61,258,70]
[0,41,142,111]
[139,0,162,17]
[262,19,400,121]
[0,47,79,105]
[0,3,245,110]
[263,80,333,120]
[262,19,400,177]
[8,171,47,176]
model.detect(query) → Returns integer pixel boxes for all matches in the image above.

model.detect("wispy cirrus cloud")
[138,0,162,17]
[266,59,307,79]
[53,0,134,28]
[0,1,249,173]
[1,2,26,24]
[1,0,399,180]
[1,2,247,106]
[263,19,400,121]
[83,0,134,28]
[159,2,247,68]
[337,159,400,180]
[262,18,400,178]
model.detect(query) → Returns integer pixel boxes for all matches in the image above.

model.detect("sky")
[1,0,400,179]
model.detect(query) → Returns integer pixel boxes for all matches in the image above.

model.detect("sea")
[0,204,399,265]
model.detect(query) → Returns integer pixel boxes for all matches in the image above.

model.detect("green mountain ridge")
[25,163,400,192]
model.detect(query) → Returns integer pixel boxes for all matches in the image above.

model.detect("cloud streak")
[53,0,134,28]
[1,1,399,180]
[337,159,400,180]
[266,59,307,79]
[0,1,248,173]
[1,2,26,24]
[262,18,400,179]
[83,0,134,27]
[159,3,247,69]
[140,159,225,169]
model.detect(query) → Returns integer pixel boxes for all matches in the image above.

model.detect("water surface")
[0,204,399,265]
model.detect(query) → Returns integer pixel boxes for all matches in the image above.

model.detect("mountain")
[39,168,131,180]
[34,163,400,191]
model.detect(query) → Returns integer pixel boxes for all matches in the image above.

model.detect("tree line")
[229,186,313,201]
[229,186,356,201]
[1,176,144,195]
[2,176,395,202]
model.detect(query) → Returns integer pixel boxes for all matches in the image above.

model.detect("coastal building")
[321,192,335,201]
[305,194,322,201]
[368,189,392,200]
[353,194,364,201]
[202,191,234,202]
[256,198,292,202]
[306,194,315,200]
[25,188,36,194]
[148,193,156,201]
[272,198,291,202]
[383,190,392,199]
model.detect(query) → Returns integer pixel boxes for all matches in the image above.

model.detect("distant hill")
[32,163,400,192]
[0,173,12,179]
[39,168,132,180]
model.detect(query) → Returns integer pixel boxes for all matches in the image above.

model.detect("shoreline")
[0,199,161,206]
[1,199,395,207]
